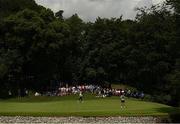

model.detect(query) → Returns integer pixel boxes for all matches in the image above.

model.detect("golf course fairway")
[0,94,175,117]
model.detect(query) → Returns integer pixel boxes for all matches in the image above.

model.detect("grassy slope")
[0,94,175,116]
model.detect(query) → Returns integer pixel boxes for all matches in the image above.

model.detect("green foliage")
[55,10,64,20]
[0,0,40,18]
[167,59,180,106]
[0,64,8,78]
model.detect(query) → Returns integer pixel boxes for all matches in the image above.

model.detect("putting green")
[0,94,175,116]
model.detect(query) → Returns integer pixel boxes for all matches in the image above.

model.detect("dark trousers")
[79,96,83,102]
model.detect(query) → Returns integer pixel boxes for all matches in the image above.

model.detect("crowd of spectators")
[7,83,144,100]
[39,84,145,100]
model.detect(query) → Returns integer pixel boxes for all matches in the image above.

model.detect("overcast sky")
[35,0,165,21]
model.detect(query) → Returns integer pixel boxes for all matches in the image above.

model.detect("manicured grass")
[0,94,175,117]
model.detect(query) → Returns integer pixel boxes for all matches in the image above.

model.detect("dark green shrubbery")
[169,109,180,123]
[153,95,172,105]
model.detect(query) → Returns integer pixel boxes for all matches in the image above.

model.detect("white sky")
[35,0,165,21]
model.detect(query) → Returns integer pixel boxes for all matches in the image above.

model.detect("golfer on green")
[120,94,125,108]
[79,91,83,102]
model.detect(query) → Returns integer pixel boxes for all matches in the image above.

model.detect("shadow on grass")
[1,93,99,103]
[155,107,180,122]
[155,107,176,114]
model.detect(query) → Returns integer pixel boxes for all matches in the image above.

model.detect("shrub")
[169,109,180,123]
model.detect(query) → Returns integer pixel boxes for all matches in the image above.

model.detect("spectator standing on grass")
[127,89,131,98]
[120,94,126,108]
[8,90,12,97]
[25,88,28,96]
[140,92,145,100]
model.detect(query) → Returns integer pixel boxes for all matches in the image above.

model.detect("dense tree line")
[0,0,179,106]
